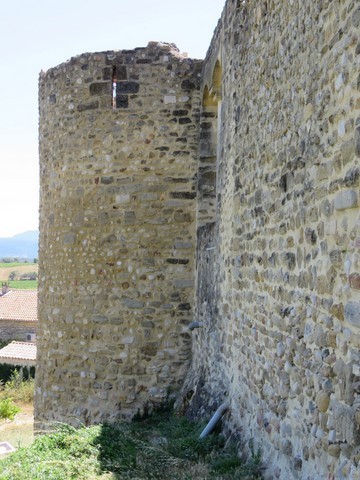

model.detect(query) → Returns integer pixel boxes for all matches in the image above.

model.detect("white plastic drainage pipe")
[199,402,230,439]
[188,321,204,331]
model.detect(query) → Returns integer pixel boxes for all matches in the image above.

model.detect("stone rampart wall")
[184,1,360,478]
[36,43,202,427]
[36,1,360,477]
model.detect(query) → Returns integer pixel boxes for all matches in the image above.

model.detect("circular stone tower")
[36,42,202,428]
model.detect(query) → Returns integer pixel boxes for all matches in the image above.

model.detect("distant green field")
[7,281,38,290]
[0,262,36,268]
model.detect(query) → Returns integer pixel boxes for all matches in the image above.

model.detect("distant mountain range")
[0,231,39,259]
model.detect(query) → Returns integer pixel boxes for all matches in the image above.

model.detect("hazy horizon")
[0,230,39,239]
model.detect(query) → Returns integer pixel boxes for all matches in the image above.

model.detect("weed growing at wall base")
[0,410,263,479]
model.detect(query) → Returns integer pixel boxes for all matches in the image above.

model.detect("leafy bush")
[1,370,35,404]
[0,362,16,384]
[0,398,20,420]
[8,271,17,281]
[4,369,23,389]
[0,364,35,384]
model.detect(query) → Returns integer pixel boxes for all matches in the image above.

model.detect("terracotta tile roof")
[0,290,38,322]
[0,341,37,364]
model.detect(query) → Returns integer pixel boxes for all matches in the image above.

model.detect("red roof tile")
[0,290,37,322]
[0,341,37,364]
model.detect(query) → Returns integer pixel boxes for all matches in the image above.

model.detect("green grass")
[0,407,263,480]
[6,281,37,290]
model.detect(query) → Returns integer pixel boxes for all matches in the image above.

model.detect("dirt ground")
[0,403,34,455]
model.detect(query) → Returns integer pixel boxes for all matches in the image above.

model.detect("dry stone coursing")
[0,321,36,343]
[182,0,360,479]
[36,42,202,427]
[36,1,360,479]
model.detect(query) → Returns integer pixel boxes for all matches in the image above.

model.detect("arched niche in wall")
[195,60,222,338]
[197,60,222,227]
[211,60,222,103]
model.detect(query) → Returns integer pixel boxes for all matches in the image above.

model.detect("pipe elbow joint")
[199,402,230,439]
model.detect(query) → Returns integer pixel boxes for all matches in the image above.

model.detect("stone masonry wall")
[36,2,360,478]
[183,1,360,479]
[0,321,36,342]
[36,43,202,427]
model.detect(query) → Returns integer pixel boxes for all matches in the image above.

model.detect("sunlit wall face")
[36,43,202,429]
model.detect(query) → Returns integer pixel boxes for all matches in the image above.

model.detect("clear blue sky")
[0,0,224,237]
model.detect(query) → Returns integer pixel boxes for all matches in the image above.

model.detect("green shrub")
[0,363,35,385]
[4,369,23,389]
[1,370,35,403]
[0,397,20,420]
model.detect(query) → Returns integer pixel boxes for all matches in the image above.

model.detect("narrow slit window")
[112,66,117,109]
